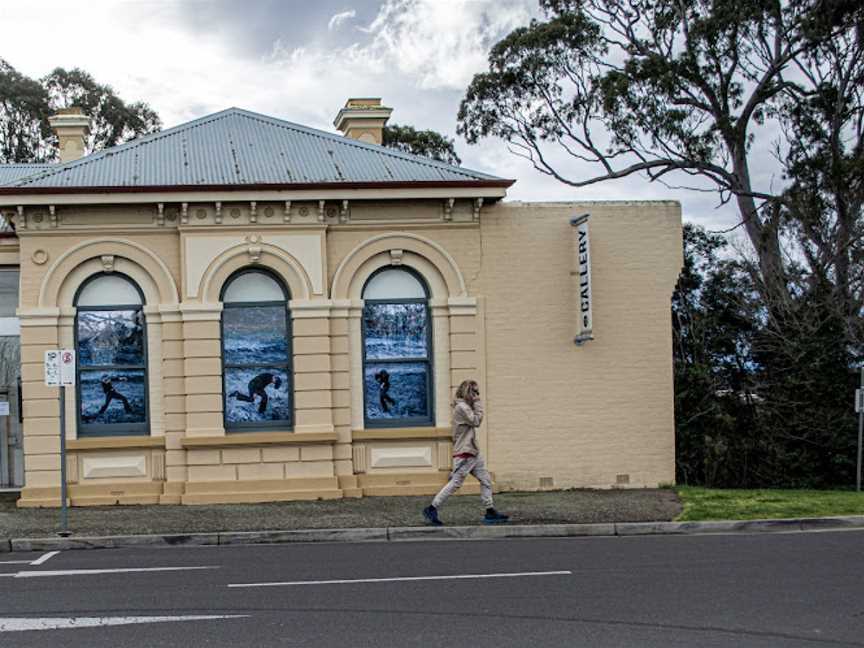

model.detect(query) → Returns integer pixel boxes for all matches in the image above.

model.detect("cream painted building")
[0,99,682,507]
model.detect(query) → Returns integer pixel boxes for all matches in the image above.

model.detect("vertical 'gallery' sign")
[570,214,594,345]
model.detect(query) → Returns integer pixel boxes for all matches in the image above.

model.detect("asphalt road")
[1,530,862,647]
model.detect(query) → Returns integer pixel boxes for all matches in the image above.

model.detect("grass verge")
[675,486,864,521]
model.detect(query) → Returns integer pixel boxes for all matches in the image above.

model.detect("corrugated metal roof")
[0,164,53,186]
[1,108,506,190]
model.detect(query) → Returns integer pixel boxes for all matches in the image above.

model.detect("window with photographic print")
[362,268,433,427]
[75,274,149,436]
[221,269,292,430]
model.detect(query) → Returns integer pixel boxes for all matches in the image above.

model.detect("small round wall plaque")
[32,249,48,265]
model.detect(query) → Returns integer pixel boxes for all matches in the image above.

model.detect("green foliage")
[0,59,52,163]
[382,124,461,166]
[42,67,161,154]
[674,225,859,488]
[748,293,859,487]
[0,58,161,163]
[673,225,760,487]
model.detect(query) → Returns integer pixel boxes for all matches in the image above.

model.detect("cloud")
[358,0,536,89]
[328,9,357,31]
[0,0,745,229]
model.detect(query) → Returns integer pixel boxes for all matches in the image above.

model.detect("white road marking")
[0,560,32,565]
[13,566,218,578]
[229,569,573,588]
[30,551,60,566]
[0,615,248,633]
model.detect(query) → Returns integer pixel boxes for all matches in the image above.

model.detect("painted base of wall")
[16,472,488,507]
[357,471,482,497]
[17,482,164,507]
[181,477,342,505]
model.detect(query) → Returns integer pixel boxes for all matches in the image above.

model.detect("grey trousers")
[432,454,494,509]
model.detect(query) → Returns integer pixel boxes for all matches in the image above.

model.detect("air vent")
[539,476,554,489]
[616,474,630,485]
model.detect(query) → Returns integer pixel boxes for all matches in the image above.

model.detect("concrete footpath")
[2,488,863,553]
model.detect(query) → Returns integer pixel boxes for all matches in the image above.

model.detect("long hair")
[453,379,479,408]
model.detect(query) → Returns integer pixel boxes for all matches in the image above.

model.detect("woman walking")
[423,380,509,526]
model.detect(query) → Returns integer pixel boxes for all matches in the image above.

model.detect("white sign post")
[571,214,594,346]
[45,349,75,535]
[857,371,863,492]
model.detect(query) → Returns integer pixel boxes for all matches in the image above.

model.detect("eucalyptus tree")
[458,0,863,324]
[0,59,52,163]
[383,124,462,165]
[0,59,160,164]
[41,67,161,154]
[460,0,864,486]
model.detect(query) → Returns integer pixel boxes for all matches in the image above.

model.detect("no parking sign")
[60,349,76,386]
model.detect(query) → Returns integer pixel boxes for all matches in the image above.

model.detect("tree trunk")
[734,176,789,317]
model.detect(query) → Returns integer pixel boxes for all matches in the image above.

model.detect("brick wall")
[477,201,682,489]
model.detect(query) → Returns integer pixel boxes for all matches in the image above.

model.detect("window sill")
[182,432,338,448]
[67,436,165,451]
[352,427,451,441]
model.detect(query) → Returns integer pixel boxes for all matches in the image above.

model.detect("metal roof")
[0,164,53,187]
[0,108,509,191]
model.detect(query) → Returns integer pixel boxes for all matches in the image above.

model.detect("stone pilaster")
[159,307,185,503]
[180,303,224,438]
[17,308,62,507]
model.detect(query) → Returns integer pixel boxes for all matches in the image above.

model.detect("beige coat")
[451,398,484,457]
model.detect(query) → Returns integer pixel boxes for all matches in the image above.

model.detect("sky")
[0,0,753,231]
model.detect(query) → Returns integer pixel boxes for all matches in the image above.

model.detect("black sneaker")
[423,505,443,526]
[483,508,510,525]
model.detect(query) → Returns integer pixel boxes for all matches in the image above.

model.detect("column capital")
[179,302,223,321]
[289,299,334,318]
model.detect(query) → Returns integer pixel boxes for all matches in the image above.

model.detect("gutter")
[0,180,514,208]
[3,515,864,553]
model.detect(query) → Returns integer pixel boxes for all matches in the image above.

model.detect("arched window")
[221,269,292,430]
[75,274,148,436]
[362,267,433,427]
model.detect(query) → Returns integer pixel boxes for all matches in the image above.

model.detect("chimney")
[333,98,393,145]
[48,107,91,163]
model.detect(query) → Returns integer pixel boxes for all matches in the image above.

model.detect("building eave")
[0,179,514,207]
